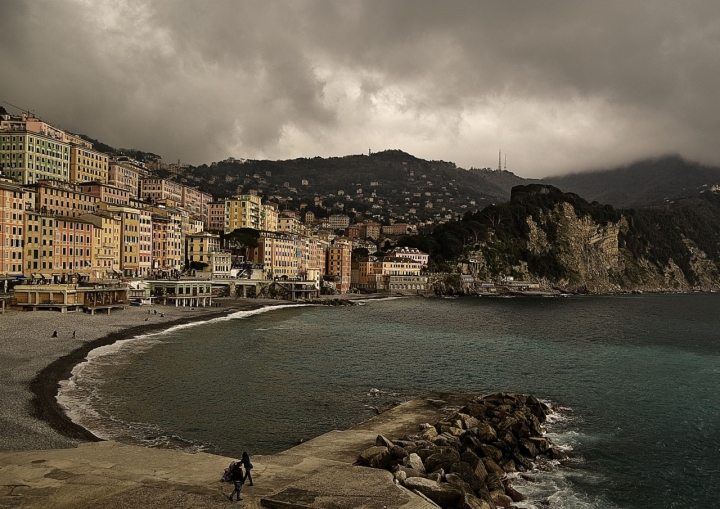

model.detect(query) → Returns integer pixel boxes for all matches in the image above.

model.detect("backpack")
[221,461,237,482]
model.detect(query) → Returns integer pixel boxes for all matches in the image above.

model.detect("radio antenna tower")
[504,154,507,171]
[498,150,502,172]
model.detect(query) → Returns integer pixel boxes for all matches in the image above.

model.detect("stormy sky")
[1,1,719,178]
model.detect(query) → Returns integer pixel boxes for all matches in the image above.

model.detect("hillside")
[180,150,534,224]
[396,184,720,293]
[543,156,720,208]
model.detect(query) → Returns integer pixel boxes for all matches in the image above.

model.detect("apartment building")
[65,133,109,184]
[352,255,425,293]
[326,239,351,292]
[81,211,122,277]
[181,186,212,220]
[207,200,227,231]
[33,179,98,218]
[54,216,95,278]
[328,214,350,230]
[97,203,151,277]
[0,114,70,185]
[246,231,300,279]
[187,231,231,278]
[0,180,26,276]
[108,157,144,196]
[80,182,130,206]
[149,206,183,275]
[278,211,302,234]
[140,178,183,205]
[385,246,429,267]
[262,202,279,232]
[23,211,55,277]
[227,194,262,232]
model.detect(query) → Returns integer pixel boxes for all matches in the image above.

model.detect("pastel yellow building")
[227,194,262,232]
[262,202,279,232]
[187,231,232,278]
[65,133,109,184]
[246,231,300,279]
[32,179,98,218]
[97,203,149,277]
[81,211,122,278]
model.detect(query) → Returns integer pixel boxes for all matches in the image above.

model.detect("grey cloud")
[1,0,719,177]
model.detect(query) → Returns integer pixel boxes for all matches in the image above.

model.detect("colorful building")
[0,113,70,185]
[32,179,98,218]
[65,133,109,184]
[0,180,26,277]
[326,239,352,292]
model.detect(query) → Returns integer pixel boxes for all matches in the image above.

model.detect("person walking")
[51,330,58,338]
[228,461,244,501]
[72,330,76,339]
[241,451,254,486]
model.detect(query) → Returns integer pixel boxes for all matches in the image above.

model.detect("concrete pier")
[0,393,468,508]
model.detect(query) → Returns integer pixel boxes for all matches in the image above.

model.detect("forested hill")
[182,150,533,222]
[543,156,720,208]
[396,184,720,293]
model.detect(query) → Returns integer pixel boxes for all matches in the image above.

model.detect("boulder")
[403,477,462,507]
[427,470,443,482]
[463,403,488,419]
[498,457,516,473]
[389,445,408,460]
[460,450,488,481]
[475,424,498,442]
[512,449,534,470]
[394,469,407,484]
[491,491,514,508]
[481,457,506,480]
[504,483,525,503]
[463,416,480,430]
[448,461,485,492]
[403,452,426,473]
[479,444,503,463]
[456,491,493,509]
[416,447,437,462]
[484,473,504,494]
[529,437,550,453]
[425,450,460,473]
[376,434,395,449]
[357,446,391,469]
[445,473,473,493]
[519,438,539,458]
[394,465,426,478]
[419,426,438,440]
[549,447,569,461]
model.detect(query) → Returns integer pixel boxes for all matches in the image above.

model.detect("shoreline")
[0,299,303,452]
[28,304,263,444]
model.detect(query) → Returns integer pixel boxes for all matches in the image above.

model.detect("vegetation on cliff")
[397,184,720,293]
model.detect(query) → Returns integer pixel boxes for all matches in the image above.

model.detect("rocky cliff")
[401,184,720,294]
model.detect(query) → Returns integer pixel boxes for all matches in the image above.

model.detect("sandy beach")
[0,299,283,452]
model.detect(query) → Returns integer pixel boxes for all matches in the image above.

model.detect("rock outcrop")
[356,393,568,509]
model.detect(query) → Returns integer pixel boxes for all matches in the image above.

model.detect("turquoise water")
[59,295,720,508]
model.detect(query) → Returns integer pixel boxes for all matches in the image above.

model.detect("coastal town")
[0,108,442,312]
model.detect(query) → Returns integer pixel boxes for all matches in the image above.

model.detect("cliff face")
[518,201,718,293]
[416,184,720,294]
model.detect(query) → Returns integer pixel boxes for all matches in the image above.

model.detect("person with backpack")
[227,461,244,501]
[241,451,254,486]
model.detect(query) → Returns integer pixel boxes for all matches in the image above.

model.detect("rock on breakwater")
[356,393,568,509]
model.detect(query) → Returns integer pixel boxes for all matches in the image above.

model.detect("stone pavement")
[0,394,469,508]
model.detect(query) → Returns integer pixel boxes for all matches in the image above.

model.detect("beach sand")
[0,299,279,452]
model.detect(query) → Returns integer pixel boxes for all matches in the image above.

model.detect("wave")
[56,303,310,449]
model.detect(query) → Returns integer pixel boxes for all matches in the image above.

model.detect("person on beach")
[72,330,76,339]
[241,451,254,486]
[51,330,58,338]
[228,461,244,501]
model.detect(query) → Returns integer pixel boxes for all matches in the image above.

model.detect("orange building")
[326,239,351,292]
[80,182,130,206]
[0,180,26,277]
[33,179,98,218]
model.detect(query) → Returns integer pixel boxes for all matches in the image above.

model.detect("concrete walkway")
[0,394,468,508]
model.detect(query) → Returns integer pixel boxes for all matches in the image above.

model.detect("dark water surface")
[59,295,720,508]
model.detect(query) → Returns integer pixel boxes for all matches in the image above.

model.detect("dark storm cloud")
[1,0,719,176]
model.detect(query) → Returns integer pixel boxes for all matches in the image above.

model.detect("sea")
[57,294,720,508]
